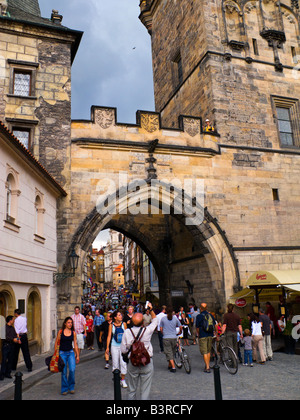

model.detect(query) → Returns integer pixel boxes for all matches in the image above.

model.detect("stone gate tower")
[139,0,300,149]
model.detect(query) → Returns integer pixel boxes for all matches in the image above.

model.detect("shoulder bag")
[45,329,65,373]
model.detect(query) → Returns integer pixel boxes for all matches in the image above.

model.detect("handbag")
[45,330,65,373]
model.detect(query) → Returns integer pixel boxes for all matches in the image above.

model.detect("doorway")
[0,287,16,363]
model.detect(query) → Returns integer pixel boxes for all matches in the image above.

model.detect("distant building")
[103,230,124,289]
[113,264,124,288]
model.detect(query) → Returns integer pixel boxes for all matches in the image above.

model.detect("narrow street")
[1,333,299,402]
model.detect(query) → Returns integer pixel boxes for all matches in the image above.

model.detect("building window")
[13,71,31,96]
[34,194,45,241]
[8,59,38,98]
[252,39,259,56]
[4,169,20,232]
[272,96,300,147]
[5,173,17,223]
[172,52,183,88]
[6,175,13,222]
[291,46,297,64]
[272,188,279,201]
[12,127,31,149]
[276,107,294,146]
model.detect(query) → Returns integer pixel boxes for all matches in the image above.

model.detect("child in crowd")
[242,329,253,367]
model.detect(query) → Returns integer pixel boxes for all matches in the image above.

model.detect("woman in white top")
[249,313,266,364]
[106,310,128,387]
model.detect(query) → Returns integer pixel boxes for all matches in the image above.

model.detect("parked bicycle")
[211,335,238,375]
[174,338,191,374]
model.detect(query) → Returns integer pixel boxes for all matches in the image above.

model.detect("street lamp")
[53,248,79,284]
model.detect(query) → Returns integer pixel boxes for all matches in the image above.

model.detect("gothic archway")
[57,181,240,322]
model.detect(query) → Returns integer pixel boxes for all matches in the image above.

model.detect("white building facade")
[0,123,65,361]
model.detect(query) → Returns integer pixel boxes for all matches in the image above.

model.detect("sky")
[38,1,155,250]
[38,0,155,123]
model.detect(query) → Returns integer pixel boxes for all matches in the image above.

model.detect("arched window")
[34,192,45,242]
[118,233,123,243]
[6,175,12,221]
[5,172,18,225]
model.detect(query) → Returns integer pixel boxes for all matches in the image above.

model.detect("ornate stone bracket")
[145,139,159,181]
[260,29,286,71]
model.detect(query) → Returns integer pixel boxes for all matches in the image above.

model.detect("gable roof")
[0,120,67,197]
[2,1,83,63]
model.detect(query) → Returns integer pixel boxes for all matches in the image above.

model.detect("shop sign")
[235,298,247,308]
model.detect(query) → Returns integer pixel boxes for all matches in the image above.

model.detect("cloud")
[38,0,154,123]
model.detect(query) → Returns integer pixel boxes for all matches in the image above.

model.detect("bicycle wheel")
[222,346,238,375]
[174,349,183,368]
[181,348,191,374]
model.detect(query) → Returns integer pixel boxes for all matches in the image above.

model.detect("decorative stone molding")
[94,107,115,129]
[181,117,201,137]
[139,112,160,133]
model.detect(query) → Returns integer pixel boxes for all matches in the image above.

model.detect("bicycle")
[211,335,238,375]
[174,338,191,374]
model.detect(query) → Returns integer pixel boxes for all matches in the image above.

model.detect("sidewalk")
[0,347,102,400]
[1,335,298,400]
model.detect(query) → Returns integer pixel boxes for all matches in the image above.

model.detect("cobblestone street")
[1,333,299,401]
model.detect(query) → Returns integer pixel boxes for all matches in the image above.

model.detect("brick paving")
[0,334,299,400]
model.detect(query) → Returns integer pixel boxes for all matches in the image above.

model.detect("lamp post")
[53,248,79,284]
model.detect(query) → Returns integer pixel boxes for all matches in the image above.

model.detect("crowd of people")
[1,295,299,399]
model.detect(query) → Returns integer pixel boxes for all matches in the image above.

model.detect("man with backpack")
[120,302,157,400]
[196,303,218,373]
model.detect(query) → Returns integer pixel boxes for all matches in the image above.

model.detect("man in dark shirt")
[0,316,20,380]
[221,304,243,356]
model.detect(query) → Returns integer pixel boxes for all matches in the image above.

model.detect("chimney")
[51,9,63,24]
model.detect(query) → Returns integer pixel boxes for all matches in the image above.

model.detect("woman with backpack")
[106,310,128,388]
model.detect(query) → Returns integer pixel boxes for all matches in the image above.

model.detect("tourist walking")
[241,329,253,366]
[160,306,182,373]
[123,305,135,328]
[156,305,167,352]
[0,316,20,380]
[190,305,200,344]
[121,302,158,400]
[56,317,80,395]
[106,310,128,387]
[143,308,152,327]
[180,313,190,346]
[249,313,266,365]
[100,312,112,369]
[94,309,105,350]
[71,306,86,356]
[12,309,33,372]
[221,303,243,356]
[259,308,273,361]
[196,303,218,373]
[85,315,94,350]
